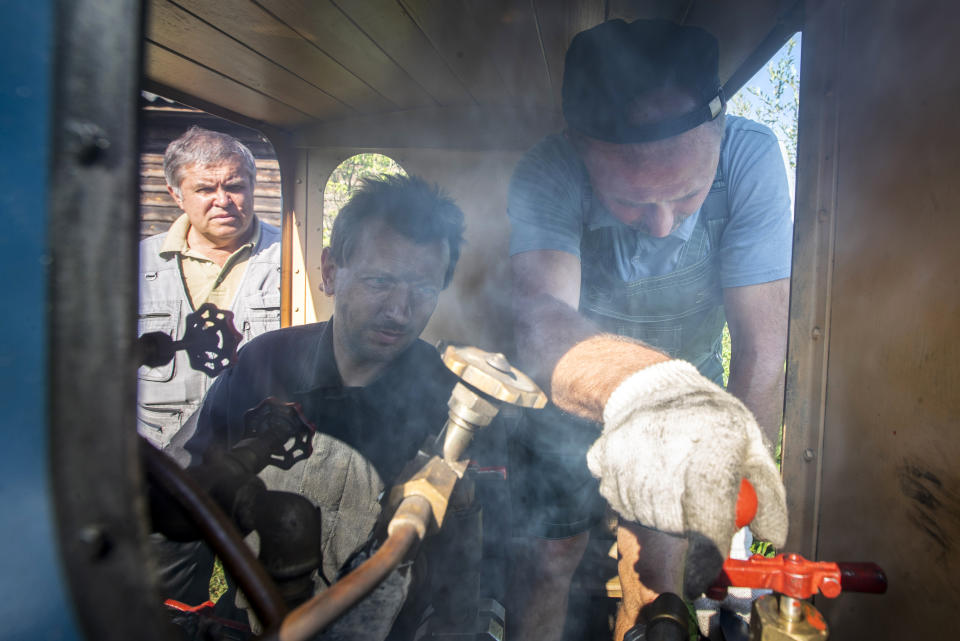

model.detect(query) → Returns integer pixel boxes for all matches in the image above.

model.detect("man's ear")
[166,184,183,209]
[320,247,337,296]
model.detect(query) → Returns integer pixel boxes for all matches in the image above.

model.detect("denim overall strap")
[579,187,730,384]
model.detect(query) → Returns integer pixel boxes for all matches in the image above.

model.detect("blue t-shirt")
[507,116,793,287]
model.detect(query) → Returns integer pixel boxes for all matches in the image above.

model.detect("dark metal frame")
[47,0,177,638]
[781,0,841,559]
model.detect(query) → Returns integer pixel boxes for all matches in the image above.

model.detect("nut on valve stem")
[441,382,500,462]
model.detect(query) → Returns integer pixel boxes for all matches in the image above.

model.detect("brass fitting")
[751,594,830,640]
[439,346,546,463]
[441,383,499,462]
[387,456,468,535]
[385,346,546,541]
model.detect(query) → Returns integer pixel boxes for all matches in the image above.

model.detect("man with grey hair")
[139,126,282,607]
[138,125,281,452]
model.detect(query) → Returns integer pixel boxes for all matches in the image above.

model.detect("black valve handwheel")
[183,303,244,377]
[243,397,317,470]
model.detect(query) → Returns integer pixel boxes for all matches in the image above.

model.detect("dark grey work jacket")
[182,320,456,584]
[137,221,282,448]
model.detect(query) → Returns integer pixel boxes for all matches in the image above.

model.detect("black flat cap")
[562,19,725,143]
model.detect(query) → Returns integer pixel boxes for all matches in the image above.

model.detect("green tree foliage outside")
[728,37,800,169]
[322,153,406,247]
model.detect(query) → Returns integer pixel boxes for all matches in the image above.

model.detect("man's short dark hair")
[163,126,257,196]
[330,174,466,288]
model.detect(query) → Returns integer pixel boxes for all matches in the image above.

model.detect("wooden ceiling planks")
[333,0,475,106]
[144,42,309,125]
[399,0,510,106]
[530,0,607,108]
[254,0,437,111]
[464,0,553,108]
[147,0,352,120]
[296,104,563,150]
[142,0,796,133]
[606,0,688,22]
[171,0,396,113]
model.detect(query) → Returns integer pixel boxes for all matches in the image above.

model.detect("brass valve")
[439,345,546,462]
[441,346,546,408]
[386,346,546,537]
[751,594,830,641]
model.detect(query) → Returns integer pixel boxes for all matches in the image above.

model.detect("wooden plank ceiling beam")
[254,0,437,111]
[531,0,606,108]
[144,42,309,126]
[684,0,796,83]
[332,0,474,106]
[295,104,563,151]
[147,0,353,120]
[465,0,554,108]
[171,0,396,113]
[606,0,689,22]
[398,0,510,106]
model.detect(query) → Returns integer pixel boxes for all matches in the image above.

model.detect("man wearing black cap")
[506,19,792,640]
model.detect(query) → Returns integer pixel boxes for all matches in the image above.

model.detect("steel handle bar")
[140,437,288,626]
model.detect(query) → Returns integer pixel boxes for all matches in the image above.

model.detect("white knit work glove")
[586,360,788,598]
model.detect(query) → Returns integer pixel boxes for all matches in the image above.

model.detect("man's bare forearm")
[514,294,669,422]
[723,279,790,452]
[727,355,785,452]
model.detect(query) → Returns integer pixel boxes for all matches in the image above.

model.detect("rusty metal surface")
[794,0,960,637]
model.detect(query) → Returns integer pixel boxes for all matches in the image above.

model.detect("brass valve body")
[439,345,546,462]
[385,346,546,541]
[751,594,829,641]
[387,455,467,536]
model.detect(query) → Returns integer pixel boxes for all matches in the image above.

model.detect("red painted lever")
[735,478,758,529]
[709,553,887,600]
[718,480,888,600]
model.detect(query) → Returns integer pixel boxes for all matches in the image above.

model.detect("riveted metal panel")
[789,0,960,636]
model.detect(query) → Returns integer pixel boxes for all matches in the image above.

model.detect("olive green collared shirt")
[159,214,261,311]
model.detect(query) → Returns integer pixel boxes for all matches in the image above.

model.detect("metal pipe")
[140,437,288,626]
[274,516,423,641]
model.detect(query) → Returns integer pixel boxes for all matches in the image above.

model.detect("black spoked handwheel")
[140,437,288,628]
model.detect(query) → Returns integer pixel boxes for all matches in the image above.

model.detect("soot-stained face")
[322,218,450,386]
[578,123,721,238]
[573,88,724,238]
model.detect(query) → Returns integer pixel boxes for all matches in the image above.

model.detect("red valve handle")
[735,478,758,529]
[715,479,888,600]
[709,554,887,600]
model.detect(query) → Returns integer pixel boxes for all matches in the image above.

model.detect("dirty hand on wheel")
[586,359,788,597]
